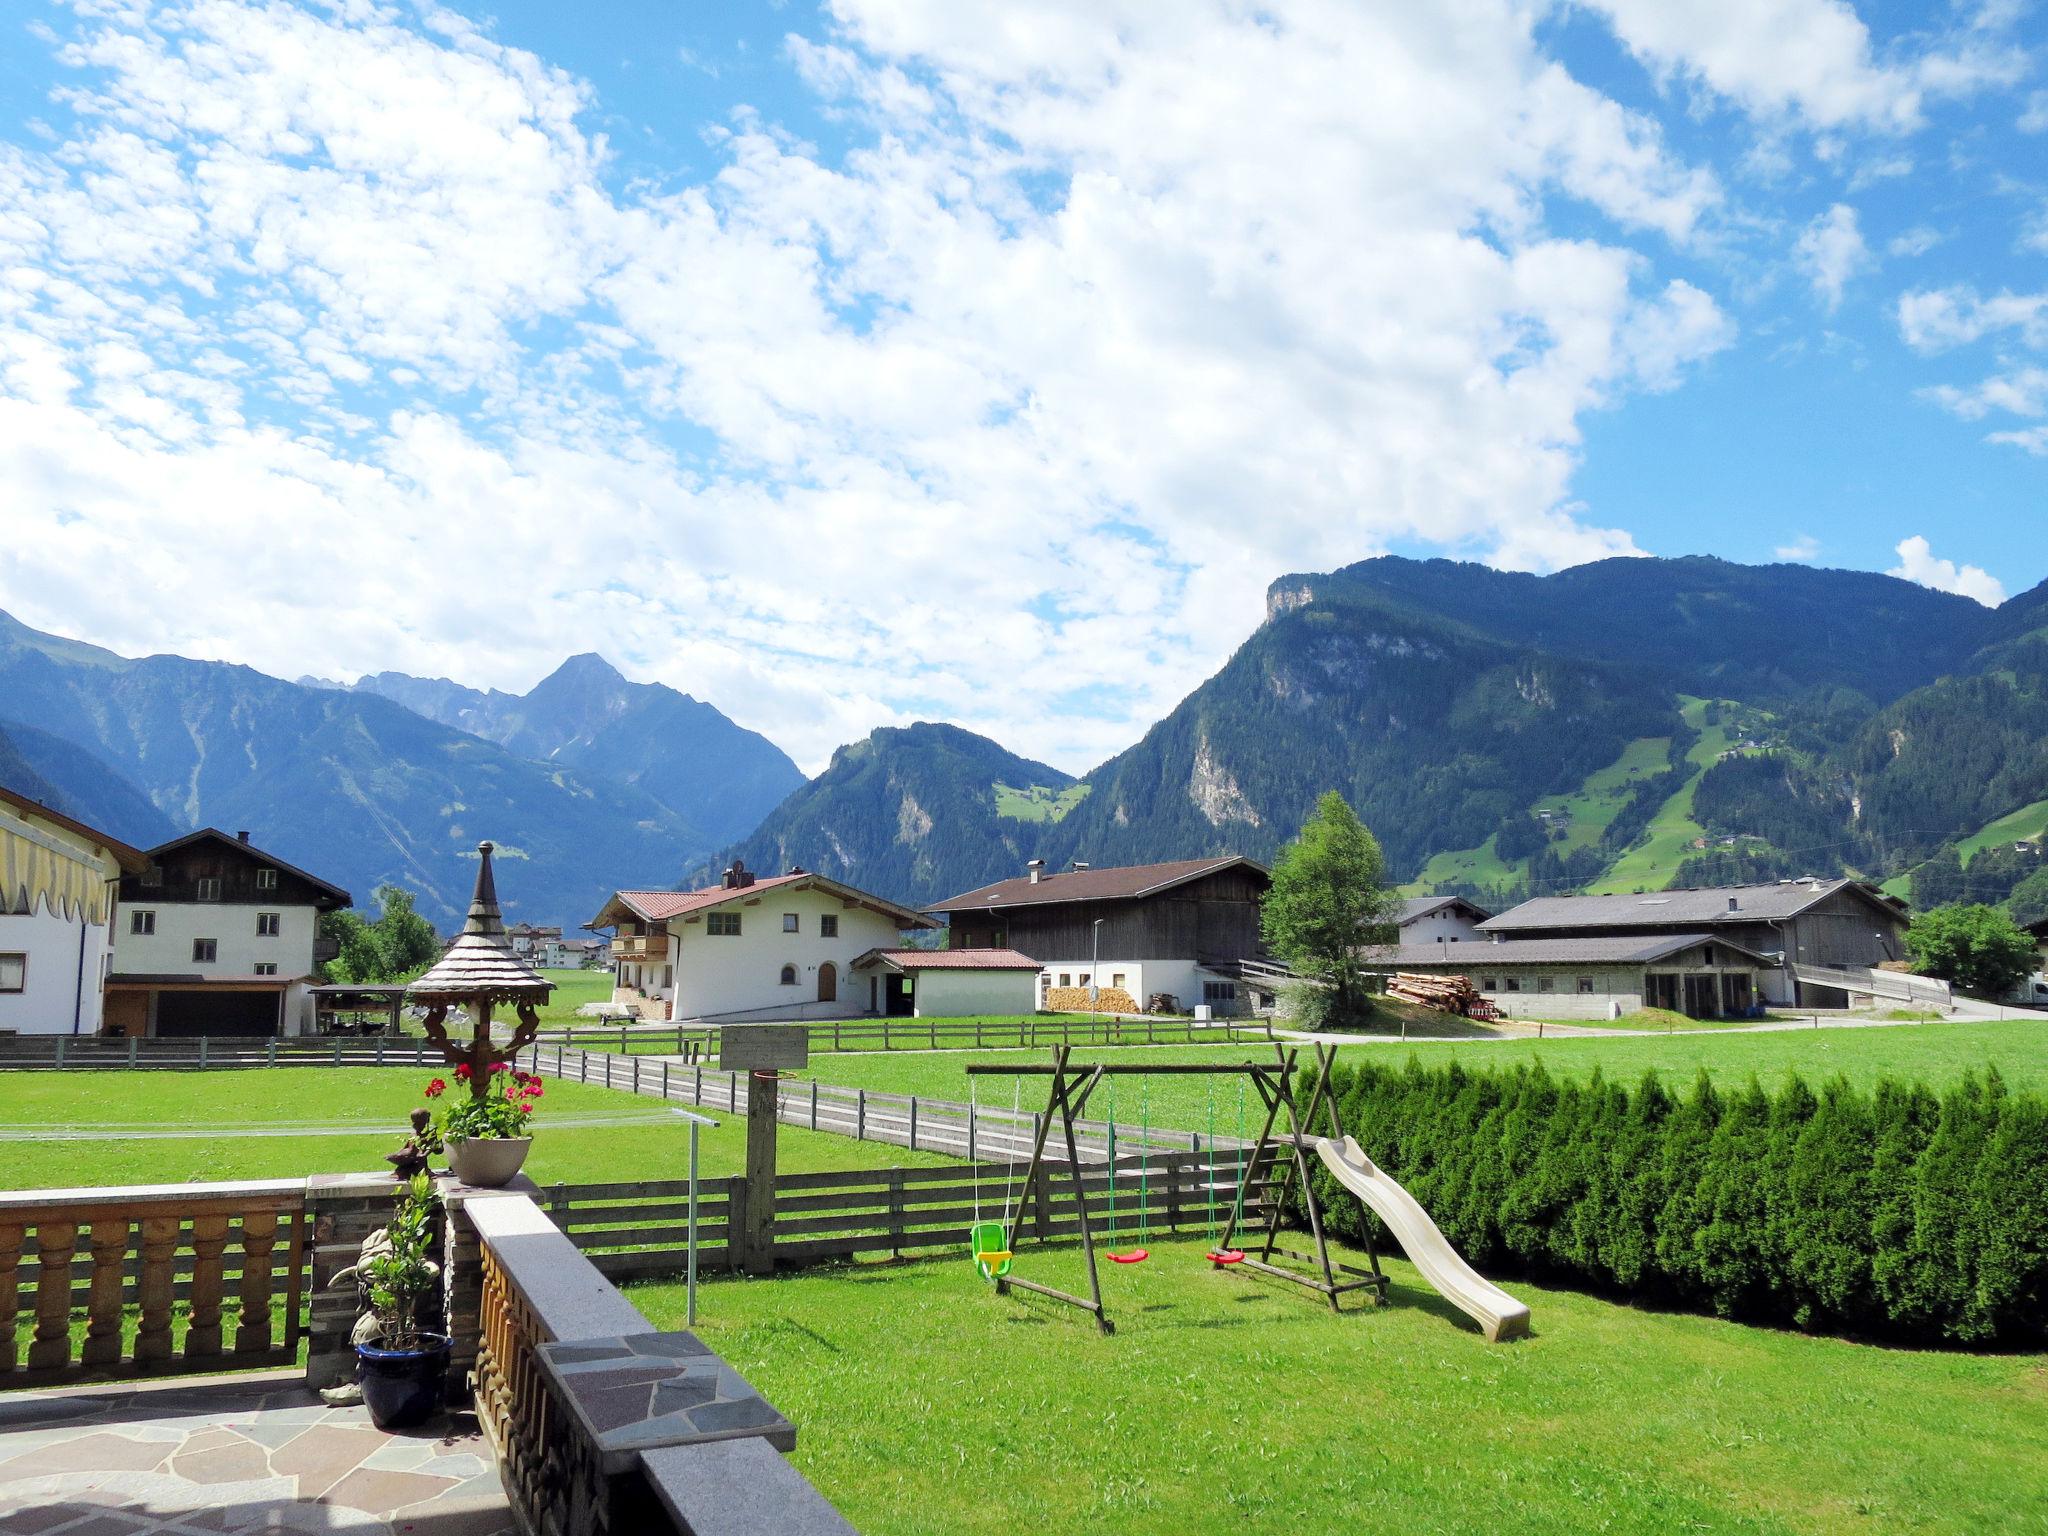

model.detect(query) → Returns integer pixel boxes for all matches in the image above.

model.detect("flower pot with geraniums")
[334,1173,450,1431]
[429,1062,543,1187]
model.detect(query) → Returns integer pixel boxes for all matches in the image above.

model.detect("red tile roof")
[931,856,1267,912]
[851,947,1043,972]
[588,872,936,931]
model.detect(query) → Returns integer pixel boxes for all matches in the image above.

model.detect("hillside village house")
[1369,878,1912,1019]
[587,859,940,1021]
[930,856,1271,1015]
[0,784,148,1035]
[108,829,352,1037]
[1475,879,1910,1008]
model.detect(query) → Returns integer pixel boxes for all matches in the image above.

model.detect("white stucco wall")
[113,901,321,979]
[0,900,110,1035]
[1398,911,1487,945]
[1029,958,1253,1014]
[902,968,1039,1017]
[666,886,918,1020]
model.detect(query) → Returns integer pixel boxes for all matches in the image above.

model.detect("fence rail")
[529,1013,1273,1058]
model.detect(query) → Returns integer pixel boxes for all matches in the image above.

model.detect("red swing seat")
[1108,1248,1150,1264]
[1206,1248,1246,1266]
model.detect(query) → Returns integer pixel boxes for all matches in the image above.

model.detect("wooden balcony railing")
[612,936,666,961]
[0,1181,307,1388]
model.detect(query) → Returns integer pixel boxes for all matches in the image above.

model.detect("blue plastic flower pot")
[356,1333,451,1430]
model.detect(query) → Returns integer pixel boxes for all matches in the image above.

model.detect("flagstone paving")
[0,1371,512,1535]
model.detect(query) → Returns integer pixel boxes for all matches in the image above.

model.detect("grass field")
[632,1236,2048,1535]
[0,1069,951,1188]
[795,1018,2048,1134]
[1882,796,2048,899]
[1589,697,1742,893]
[993,781,1092,823]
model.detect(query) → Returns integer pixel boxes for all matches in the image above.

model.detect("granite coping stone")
[462,1195,653,1342]
[639,1437,854,1536]
[535,1333,796,1475]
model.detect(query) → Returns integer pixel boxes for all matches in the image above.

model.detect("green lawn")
[1589,696,1744,893]
[993,781,1092,822]
[0,1069,952,1189]
[795,1019,2048,1136]
[632,1235,2048,1535]
[535,1014,1200,1056]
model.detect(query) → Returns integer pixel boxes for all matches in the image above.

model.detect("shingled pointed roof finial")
[465,840,506,941]
[406,839,552,1003]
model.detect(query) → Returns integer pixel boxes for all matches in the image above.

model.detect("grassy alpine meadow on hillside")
[630,1237,2048,1536]
[0,1069,954,1189]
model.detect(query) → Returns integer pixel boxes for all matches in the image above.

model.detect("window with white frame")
[255,868,278,890]
[196,878,222,902]
[782,913,799,933]
[130,910,156,936]
[192,939,218,963]
[256,912,281,937]
[254,962,278,977]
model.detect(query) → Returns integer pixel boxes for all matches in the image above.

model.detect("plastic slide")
[1315,1136,1532,1343]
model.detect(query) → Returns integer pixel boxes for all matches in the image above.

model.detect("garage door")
[154,989,281,1037]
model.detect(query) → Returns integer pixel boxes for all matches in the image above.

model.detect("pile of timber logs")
[1386,972,1501,1020]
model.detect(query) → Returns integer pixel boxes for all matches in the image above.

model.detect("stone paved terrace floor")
[0,1371,513,1535]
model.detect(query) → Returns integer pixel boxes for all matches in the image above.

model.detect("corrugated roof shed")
[1364,933,1779,966]
[1480,879,1902,933]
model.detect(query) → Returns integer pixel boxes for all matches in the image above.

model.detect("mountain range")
[6,553,2047,928]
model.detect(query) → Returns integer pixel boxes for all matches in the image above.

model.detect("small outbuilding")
[849,947,1043,1018]
[1364,933,1776,1020]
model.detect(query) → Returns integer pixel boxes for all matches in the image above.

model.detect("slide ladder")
[1315,1137,1531,1343]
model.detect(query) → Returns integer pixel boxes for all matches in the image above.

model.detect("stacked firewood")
[1386,972,1500,1020]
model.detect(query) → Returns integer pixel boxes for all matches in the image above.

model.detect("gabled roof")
[850,947,1044,972]
[1364,933,1781,967]
[932,856,1269,913]
[1480,879,1905,934]
[143,827,352,907]
[0,782,149,874]
[1395,895,1492,925]
[587,871,938,932]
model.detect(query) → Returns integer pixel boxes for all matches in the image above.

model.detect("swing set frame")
[964,1041,1387,1334]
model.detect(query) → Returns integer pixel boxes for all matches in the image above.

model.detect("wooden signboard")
[719,1025,809,1074]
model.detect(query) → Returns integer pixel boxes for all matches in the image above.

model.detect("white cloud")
[1987,425,2048,455]
[1794,203,1869,310]
[1887,535,2006,605]
[1580,0,2022,133]
[0,0,1738,773]
[1775,534,1821,561]
[2020,90,2048,132]
[1922,366,2048,421]
[1886,225,1943,258]
[1896,286,2048,351]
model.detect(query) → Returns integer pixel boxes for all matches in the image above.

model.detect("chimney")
[1072,861,1090,873]
[1026,858,1045,885]
[236,830,250,843]
[1727,896,1739,913]
[730,857,754,889]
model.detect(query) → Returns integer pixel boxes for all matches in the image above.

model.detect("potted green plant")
[429,1062,543,1187]
[337,1174,449,1430]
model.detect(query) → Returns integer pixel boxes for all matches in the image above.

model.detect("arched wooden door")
[817,962,838,1003]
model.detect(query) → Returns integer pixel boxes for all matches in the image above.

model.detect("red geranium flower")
[454,1062,472,1080]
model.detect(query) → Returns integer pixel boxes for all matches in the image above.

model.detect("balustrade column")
[135,1216,179,1365]
[81,1219,130,1367]
[27,1221,78,1374]
[184,1213,231,1361]
[235,1209,279,1354]
[0,1222,22,1376]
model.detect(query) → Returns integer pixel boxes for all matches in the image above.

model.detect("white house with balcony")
[108,829,352,1037]
[0,783,148,1035]
[587,859,939,1021]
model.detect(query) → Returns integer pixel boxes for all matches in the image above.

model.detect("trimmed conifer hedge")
[1300,1059,2048,1347]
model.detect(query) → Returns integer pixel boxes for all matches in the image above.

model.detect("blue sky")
[0,0,2043,772]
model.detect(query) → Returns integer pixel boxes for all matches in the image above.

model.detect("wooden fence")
[531,1013,1274,1057]
[541,1149,1277,1280]
[0,1181,308,1388]
[0,1035,455,1070]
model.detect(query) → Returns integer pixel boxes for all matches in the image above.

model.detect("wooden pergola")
[406,842,553,1098]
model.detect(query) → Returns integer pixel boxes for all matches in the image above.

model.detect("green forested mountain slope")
[0,611,706,928]
[0,718,175,846]
[702,723,1075,904]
